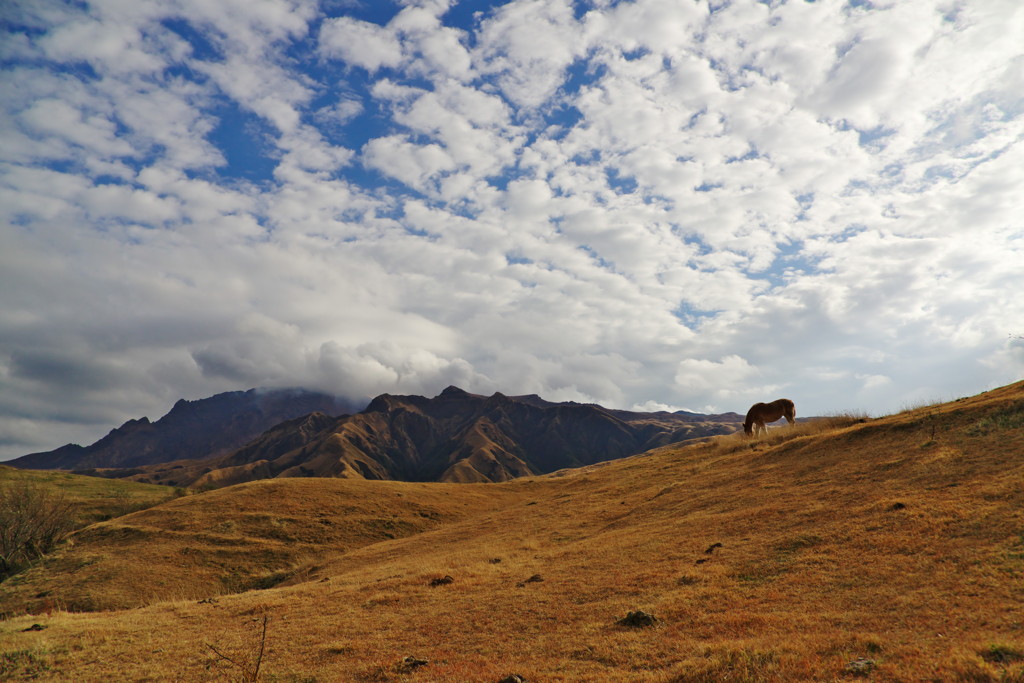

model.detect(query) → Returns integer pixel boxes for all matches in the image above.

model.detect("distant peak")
[167,398,196,415]
[365,393,399,413]
[110,416,151,435]
[438,386,471,399]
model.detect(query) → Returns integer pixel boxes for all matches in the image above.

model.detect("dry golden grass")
[0,466,176,525]
[0,477,520,615]
[2,381,1024,681]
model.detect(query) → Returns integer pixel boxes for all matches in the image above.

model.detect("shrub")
[965,403,1024,436]
[0,478,76,580]
[980,643,1024,664]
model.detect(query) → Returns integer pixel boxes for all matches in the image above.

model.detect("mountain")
[8,388,352,471]
[116,385,743,488]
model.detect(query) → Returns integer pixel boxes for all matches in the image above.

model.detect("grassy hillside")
[1,381,1023,681]
[0,466,176,526]
[0,478,521,615]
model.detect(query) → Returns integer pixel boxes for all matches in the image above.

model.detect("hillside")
[0,478,519,615]
[0,466,175,526]
[110,386,743,488]
[8,388,352,470]
[1,381,1023,680]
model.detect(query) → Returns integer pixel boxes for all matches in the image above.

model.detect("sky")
[1,0,1023,461]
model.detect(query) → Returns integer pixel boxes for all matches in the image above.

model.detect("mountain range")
[9,386,744,486]
[8,388,353,471]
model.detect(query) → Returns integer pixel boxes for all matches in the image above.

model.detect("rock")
[617,610,658,628]
[497,675,528,683]
[704,542,723,554]
[516,574,543,587]
[429,575,454,587]
[844,657,876,675]
[397,655,428,673]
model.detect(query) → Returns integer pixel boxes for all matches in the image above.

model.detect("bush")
[0,478,76,580]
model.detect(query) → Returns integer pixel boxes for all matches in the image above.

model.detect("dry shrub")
[206,612,270,682]
[0,479,75,580]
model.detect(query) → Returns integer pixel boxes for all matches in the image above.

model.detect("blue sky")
[1,0,1023,459]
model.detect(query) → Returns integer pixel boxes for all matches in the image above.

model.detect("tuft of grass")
[980,643,1024,664]
[682,646,786,679]
[0,647,54,679]
[774,534,824,553]
[699,413,870,457]
[898,397,947,414]
[965,403,1024,436]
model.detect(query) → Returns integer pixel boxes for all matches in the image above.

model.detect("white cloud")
[362,134,456,192]
[37,17,166,75]
[20,98,134,157]
[474,0,586,108]
[675,355,761,395]
[2,0,1024,459]
[319,16,405,72]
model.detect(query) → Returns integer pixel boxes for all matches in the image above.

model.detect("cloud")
[474,0,586,108]
[319,16,405,72]
[362,134,456,192]
[2,0,1024,460]
[673,355,778,407]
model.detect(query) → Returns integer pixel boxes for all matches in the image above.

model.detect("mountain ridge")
[160,385,743,487]
[8,388,354,471]
[9,385,746,487]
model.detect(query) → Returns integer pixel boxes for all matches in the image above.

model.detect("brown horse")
[743,398,795,437]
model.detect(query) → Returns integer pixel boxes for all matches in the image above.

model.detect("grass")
[980,643,1024,664]
[0,647,55,679]
[1,380,1023,680]
[0,477,522,614]
[0,466,177,525]
[965,401,1024,436]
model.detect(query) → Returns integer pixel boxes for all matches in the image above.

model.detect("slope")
[1,381,1022,681]
[0,465,175,526]
[0,478,523,615]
